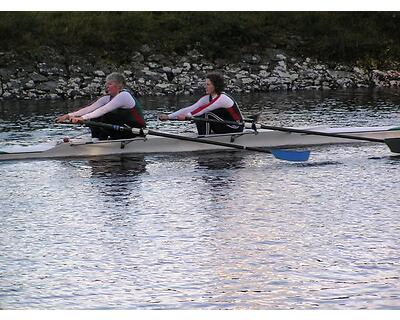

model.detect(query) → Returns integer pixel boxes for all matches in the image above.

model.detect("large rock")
[0,68,13,80]
[38,81,59,92]
[31,72,48,82]
[131,52,145,63]
[242,54,262,64]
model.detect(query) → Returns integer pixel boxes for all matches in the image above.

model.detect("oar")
[79,120,310,162]
[181,116,400,154]
[384,138,400,153]
[241,118,400,154]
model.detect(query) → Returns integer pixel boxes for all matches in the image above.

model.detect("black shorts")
[90,109,144,140]
[195,112,243,135]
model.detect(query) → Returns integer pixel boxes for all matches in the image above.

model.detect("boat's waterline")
[1,126,400,161]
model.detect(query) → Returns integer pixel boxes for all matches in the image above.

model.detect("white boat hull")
[1,126,400,161]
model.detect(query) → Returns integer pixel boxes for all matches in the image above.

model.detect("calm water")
[1,88,400,309]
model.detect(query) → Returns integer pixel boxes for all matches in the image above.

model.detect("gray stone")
[242,54,262,64]
[276,70,290,78]
[259,70,269,78]
[140,44,152,54]
[38,81,59,92]
[131,52,144,63]
[241,78,254,84]
[148,62,159,69]
[327,70,353,79]
[93,70,105,77]
[148,54,166,63]
[277,61,287,68]
[172,68,183,74]
[275,54,287,61]
[24,80,35,89]
[0,68,13,79]
[49,93,61,100]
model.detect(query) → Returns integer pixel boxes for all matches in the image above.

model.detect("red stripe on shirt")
[191,95,221,115]
[226,107,241,121]
[130,108,145,127]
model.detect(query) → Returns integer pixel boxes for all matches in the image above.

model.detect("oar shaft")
[245,119,400,153]
[145,129,270,153]
[182,116,384,143]
[81,120,266,152]
[138,129,309,161]
[243,119,384,143]
[82,120,133,133]
[80,120,309,161]
[81,120,256,150]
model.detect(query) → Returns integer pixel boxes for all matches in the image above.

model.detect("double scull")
[1,121,400,162]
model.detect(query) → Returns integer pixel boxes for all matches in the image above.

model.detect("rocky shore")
[1,46,400,100]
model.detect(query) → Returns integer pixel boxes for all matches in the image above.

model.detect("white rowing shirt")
[168,93,238,119]
[69,91,136,120]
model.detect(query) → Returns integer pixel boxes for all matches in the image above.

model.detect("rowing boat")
[1,124,400,162]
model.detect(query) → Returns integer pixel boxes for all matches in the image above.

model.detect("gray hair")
[106,72,126,88]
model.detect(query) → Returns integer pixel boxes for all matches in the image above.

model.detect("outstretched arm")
[54,96,109,123]
[80,92,135,120]
[166,96,210,119]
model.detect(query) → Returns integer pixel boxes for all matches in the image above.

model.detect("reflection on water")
[388,154,400,162]
[194,150,246,170]
[63,156,148,210]
[66,156,148,178]
[1,89,400,310]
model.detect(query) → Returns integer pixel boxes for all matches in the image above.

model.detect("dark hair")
[206,72,225,94]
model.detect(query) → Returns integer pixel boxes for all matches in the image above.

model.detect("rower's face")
[106,80,120,96]
[205,79,216,95]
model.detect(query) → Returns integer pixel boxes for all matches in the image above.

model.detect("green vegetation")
[1,12,399,68]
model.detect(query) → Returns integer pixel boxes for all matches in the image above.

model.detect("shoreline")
[1,48,400,100]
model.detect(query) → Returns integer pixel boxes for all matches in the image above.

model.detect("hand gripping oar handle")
[80,120,310,162]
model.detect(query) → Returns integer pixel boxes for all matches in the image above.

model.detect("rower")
[55,72,146,140]
[158,72,244,135]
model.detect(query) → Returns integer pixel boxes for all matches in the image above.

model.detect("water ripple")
[1,89,400,309]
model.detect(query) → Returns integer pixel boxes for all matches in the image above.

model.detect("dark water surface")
[1,89,400,309]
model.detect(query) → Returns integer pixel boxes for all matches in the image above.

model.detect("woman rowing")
[55,72,146,140]
[158,72,244,135]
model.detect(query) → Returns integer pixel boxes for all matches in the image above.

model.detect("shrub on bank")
[0,12,399,69]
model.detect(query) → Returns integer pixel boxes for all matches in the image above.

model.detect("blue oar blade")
[270,149,310,162]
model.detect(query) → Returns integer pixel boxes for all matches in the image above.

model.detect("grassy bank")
[1,12,399,68]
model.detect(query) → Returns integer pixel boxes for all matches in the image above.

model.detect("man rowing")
[158,72,244,135]
[55,72,146,140]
